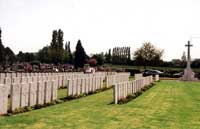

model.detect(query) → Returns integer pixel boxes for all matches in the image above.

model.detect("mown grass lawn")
[1,80,200,129]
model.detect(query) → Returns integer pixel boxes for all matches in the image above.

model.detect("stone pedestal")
[181,68,197,81]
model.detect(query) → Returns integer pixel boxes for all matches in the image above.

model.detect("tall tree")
[57,29,64,49]
[112,46,131,65]
[91,53,105,66]
[134,42,163,69]
[17,51,36,62]
[67,41,73,64]
[0,28,5,65]
[4,47,15,65]
[37,46,51,63]
[50,30,58,48]
[105,49,111,63]
[74,40,87,69]
[49,29,65,64]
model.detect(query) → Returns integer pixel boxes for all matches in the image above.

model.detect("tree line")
[1,27,200,70]
[0,28,88,70]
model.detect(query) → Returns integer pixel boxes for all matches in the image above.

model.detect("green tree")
[191,59,200,68]
[0,28,5,65]
[67,42,73,64]
[17,51,36,62]
[105,49,111,63]
[17,51,25,62]
[37,46,51,63]
[4,47,16,65]
[49,29,65,64]
[50,30,58,48]
[171,59,182,68]
[64,41,73,64]
[134,42,163,69]
[57,29,64,49]
[74,40,87,69]
[91,53,105,66]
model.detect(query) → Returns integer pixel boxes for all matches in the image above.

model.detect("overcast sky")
[1,0,200,61]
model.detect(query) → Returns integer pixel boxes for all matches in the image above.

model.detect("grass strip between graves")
[1,80,200,129]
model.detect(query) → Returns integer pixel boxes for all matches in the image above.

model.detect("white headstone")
[0,85,8,115]
[11,83,21,111]
[20,83,29,107]
[29,82,37,106]
[36,81,45,105]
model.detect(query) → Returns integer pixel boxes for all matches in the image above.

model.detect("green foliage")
[134,42,164,67]
[49,29,65,64]
[74,40,88,69]
[16,51,36,62]
[191,58,200,68]
[105,49,111,63]
[171,59,185,68]
[64,41,73,64]
[112,47,131,65]
[37,46,51,63]
[118,84,155,104]
[91,52,105,66]
[42,29,73,65]
[4,47,16,65]
[0,28,16,68]
[0,28,5,65]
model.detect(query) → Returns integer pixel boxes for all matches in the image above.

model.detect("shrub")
[117,83,155,104]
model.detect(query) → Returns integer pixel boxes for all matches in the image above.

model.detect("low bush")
[118,83,155,104]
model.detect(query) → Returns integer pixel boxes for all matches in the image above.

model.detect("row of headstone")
[106,73,130,87]
[0,79,58,115]
[67,76,104,96]
[0,72,130,115]
[0,72,84,78]
[0,72,109,95]
[114,76,154,104]
[0,72,110,78]
[135,73,159,82]
[134,73,143,80]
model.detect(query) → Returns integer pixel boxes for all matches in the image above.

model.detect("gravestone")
[51,80,57,101]
[11,83,21,111]
[181,41,198,81]
[29,82,37,106]
[44,81,51,104]
[72,79,77,96]
[67,79,73,96]
[85,78,89,94]
[81,78,85,94]
[36,81,45,105]
[0,85,8,115]
[135,73,143,80]
[20,83,29,107]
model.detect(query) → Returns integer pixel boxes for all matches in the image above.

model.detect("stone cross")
[185,41,193,69]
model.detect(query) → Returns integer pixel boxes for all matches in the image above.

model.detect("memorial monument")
[181,41,197,81]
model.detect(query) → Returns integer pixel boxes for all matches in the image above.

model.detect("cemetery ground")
[1,80,200,129]
[106,64,200,73]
